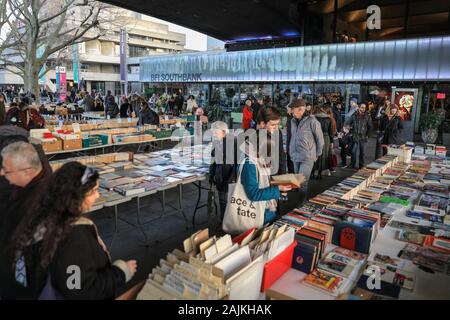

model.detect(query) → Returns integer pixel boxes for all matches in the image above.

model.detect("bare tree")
[1,0,126,99]
[0,0,16,55]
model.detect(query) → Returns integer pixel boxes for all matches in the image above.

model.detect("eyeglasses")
[0,167,32,176]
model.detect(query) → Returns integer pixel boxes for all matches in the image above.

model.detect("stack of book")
[353,189,382,205]
[309,195,338,207]
[291,225,328,274]
[303,247,366,297]
[399,243,450,274]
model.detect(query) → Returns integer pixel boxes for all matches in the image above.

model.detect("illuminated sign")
[150,73,202,82]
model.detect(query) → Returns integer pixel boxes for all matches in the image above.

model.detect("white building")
[0,10,187,95]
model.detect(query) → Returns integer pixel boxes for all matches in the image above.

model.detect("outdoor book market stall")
[129,147,450,300]
[48,144,212,249]
[33,117,195,157]
[42,137,450,300]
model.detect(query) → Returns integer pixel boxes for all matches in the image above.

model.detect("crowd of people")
[0,83,407,299]
[207,92,407,224]
[0,138,137,299]
[0,86,207,131]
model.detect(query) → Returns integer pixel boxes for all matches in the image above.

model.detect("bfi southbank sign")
[149,73,202,82]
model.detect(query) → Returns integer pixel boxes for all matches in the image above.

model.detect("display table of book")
[133,148,450,300]
[51,144,212,246]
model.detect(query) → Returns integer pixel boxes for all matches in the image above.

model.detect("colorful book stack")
[303,247,366,297]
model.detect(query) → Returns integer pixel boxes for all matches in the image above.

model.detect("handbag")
[222,162,266,235]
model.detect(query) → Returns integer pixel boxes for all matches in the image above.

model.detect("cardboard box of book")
[435,146,447,157]
[62,138,83,151]
[387,145,413,163]
[41,137,63,153]
[82,134,109,148]
[425,144,436,155]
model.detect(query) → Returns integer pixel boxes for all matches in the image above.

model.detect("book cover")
[292,240,317,274]
[363,263,415,290]
[395,230,427,246]
[317,252,357,278]
[356,274,401,299]
[303,269,345,297]
[332,221,373,254]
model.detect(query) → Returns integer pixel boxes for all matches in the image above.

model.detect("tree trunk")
[23,57,41,103]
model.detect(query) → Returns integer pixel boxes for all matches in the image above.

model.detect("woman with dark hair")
[376,104,404,157]
[10,162,137,300]
[119,97,132,118]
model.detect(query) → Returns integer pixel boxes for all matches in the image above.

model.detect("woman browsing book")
[239,139,291,224]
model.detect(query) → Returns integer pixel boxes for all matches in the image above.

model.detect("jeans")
[292,160,315,204]
[351,141,366,169]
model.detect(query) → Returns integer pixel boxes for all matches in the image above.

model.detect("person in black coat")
[332,101,344,133]
[377,105,404,157]
[255,106,300,215]
[105,96,119,119]
[210,121,237,220]
[9,162,137,300]
[138,101,160,126]
[0,141,52,299]
[119,97,132,118]
[255,106,286,175]
[338,125,353,167]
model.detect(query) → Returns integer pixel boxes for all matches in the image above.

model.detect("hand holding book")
[278,184,292,197]
[271,174,306,189]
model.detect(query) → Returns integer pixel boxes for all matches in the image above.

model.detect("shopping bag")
[222,165,266,235]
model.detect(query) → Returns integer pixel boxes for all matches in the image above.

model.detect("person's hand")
[126,260,137,274]
[278,185,292,194]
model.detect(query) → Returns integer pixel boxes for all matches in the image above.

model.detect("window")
[129,45,151,57]
[129,33,147,41]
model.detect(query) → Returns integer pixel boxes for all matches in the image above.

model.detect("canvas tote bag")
[222,161,267,234]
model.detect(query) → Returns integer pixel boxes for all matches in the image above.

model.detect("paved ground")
[87,137,379,294]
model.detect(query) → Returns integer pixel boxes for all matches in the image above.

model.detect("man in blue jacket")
[288,99,324,204]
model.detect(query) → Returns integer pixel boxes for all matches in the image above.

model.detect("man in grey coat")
[288,99,325,204]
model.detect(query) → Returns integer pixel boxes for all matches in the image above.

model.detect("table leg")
[179,184,189,230]
[136,197,149,244]
[109,204,119,249]
[192,181,202,227]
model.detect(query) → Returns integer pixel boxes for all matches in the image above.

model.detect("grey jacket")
[82,94,95,112]
[289,115,325,163]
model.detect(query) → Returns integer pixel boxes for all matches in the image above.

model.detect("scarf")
[239,140,277,212]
